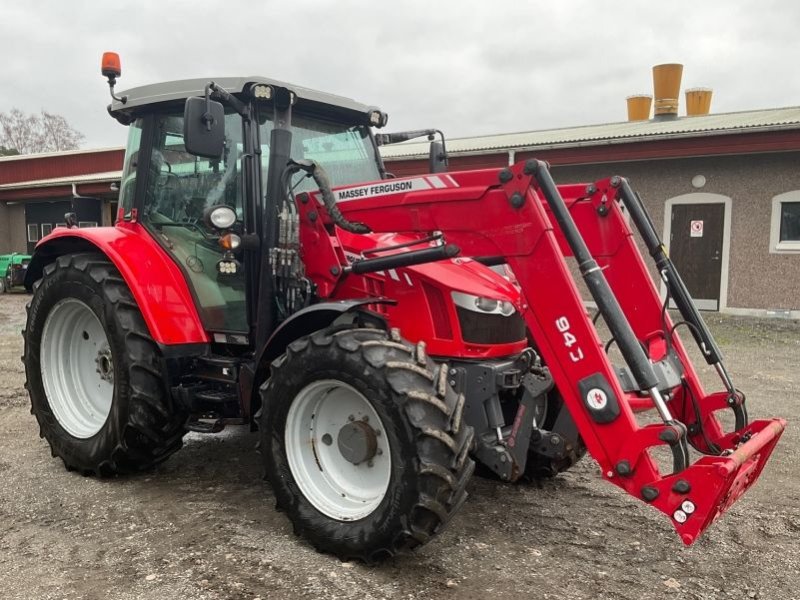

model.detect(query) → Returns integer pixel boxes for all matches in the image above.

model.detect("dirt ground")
[0,290,798,600]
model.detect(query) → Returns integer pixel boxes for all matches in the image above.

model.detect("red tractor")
[23,53,784,562]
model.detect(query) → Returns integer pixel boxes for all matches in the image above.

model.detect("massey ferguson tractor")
[22,53,785,562]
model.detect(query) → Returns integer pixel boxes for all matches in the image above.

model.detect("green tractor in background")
[0,253,32,293]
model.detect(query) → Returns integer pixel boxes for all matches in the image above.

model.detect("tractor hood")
[337,230,523,305]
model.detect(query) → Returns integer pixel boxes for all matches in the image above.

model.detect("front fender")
[257,299,392,368]
[25,224,208,345]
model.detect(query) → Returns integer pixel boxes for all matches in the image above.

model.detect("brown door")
[669,203,725,310]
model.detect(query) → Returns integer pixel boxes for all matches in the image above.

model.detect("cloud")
[1,0,797,149]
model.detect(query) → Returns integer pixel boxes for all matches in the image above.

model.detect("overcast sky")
[1,0,798,149]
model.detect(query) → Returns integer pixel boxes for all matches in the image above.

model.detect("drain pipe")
[508,149,516,166]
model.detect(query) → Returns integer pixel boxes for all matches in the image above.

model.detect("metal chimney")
[652,63,683,118]
[685,87,713,116]
[626,95,653,121]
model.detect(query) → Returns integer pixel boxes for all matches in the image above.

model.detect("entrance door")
[669,203,725,310]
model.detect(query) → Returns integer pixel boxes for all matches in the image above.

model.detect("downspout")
[508,149,516,166]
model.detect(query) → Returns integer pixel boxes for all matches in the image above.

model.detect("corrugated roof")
[0,146,123,163]
[379,106,800,159]
[0,171,121,190]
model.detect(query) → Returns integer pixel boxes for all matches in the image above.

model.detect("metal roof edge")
[0,146,125,163]
[381,121,800,161]
[0,171,122,190]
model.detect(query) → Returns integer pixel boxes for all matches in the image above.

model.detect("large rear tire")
[261,326,474,562]
[23,253,188,475]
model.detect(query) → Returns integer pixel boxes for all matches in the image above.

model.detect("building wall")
[550,152,800,311]
[7,204,27,255]
[0,203,9,254]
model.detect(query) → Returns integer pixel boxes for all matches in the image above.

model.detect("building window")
[41,223,53,237]
[27,224,39,242]
[78,221,98,228]
[770,192,800,253]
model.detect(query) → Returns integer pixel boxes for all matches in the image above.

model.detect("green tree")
[0,145,20,157]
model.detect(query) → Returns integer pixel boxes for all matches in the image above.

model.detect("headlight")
[251,84,273,100]
[475,297,498,312]
[368,109,388,128]
[219,233,241,250]
[205,205,237,230]
[451,291,516,316]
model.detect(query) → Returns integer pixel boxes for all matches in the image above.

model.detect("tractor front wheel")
[261,326,474,562]
[24,253,188,475]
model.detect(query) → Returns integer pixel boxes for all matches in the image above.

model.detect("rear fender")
[25,225,208,345]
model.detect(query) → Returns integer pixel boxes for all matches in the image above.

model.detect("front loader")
[21,53,784,561]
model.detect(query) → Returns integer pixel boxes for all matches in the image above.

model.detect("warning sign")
[690,220,704,238]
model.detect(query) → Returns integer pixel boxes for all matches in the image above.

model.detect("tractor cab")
[107,71,389,338]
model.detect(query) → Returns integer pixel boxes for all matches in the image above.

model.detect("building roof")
[379,106,800,159]
[0,171,121,190]
[0,146,123,163]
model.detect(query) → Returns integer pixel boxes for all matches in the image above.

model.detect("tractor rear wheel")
[24,253,188,475]
[261,326,474,562]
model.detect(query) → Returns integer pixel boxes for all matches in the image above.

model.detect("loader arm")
[299,160,785,545]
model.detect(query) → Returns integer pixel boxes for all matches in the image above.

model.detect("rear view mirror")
[428,140,448,173]
[184,96,225,158]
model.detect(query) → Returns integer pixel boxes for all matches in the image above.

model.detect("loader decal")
[586,388,608,410]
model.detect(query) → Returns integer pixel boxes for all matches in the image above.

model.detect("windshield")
[259,112,381,194]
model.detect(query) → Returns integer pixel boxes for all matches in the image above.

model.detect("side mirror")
[184,96,225,158]
[428,140,448,173]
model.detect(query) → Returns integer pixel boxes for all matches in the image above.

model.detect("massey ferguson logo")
[586,388,608,411]
[334,175,459,202]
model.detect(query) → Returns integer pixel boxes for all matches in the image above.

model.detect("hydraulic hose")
[285,159,371,234]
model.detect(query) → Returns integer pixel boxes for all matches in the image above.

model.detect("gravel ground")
[0,291,798,600]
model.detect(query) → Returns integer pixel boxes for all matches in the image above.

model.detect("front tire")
[261,326,474,562]
[23,253,188,475]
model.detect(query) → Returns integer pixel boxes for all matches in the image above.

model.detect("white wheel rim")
[40,298,114,439]
[285,380,391,521]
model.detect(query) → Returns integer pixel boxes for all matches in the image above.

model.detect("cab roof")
[109,76,381,122]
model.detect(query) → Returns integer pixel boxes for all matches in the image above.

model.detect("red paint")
[300,161,785,545]
[35,223,208,345]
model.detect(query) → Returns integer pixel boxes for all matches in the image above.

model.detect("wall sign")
[690,220,704,238]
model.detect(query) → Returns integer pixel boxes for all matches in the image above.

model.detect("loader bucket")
[645,418,786,545]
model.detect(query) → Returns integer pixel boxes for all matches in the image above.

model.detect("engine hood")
[337,230,523,305]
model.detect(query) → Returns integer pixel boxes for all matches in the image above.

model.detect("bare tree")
[0,108,85,155]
